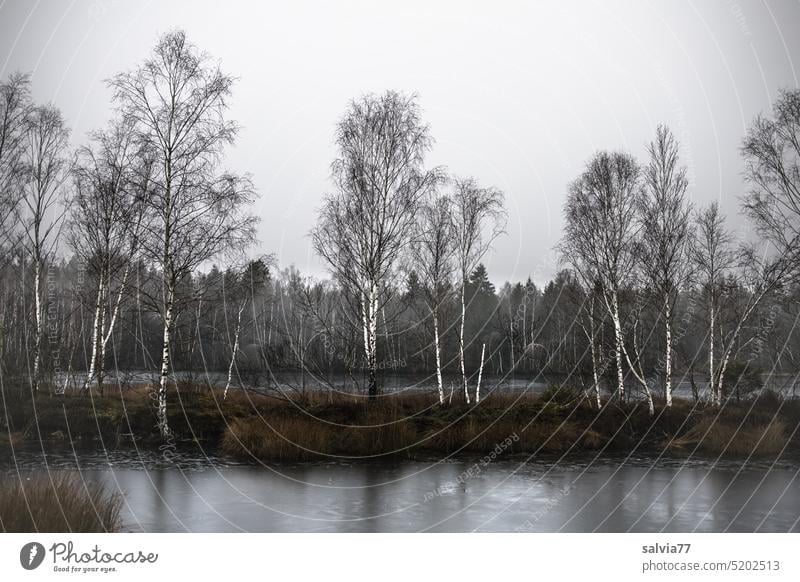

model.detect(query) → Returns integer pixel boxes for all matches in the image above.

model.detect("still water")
[4,448,799,532]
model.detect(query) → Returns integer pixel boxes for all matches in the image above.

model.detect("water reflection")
[2,449,798,532]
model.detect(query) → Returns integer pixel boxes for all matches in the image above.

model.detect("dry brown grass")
[219,388,800,461]
[5,380,799,461]
[220,391,611,460]
[0,472,122,532]
[668,417,787,457]
[222,406,420,460]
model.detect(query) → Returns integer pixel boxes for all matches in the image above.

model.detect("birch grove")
[68,120,148,394]
[2,59,800,432]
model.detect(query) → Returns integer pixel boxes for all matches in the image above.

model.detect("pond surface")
[3,447,799,532]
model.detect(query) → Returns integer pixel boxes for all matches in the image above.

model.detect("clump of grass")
[669,417,787,457]
[221,393,607,461]
[0,472,122,532]
[222,410,419,461]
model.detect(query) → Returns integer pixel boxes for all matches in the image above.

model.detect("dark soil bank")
[2,384,798,462]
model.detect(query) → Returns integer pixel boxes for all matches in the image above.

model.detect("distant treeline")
[1,256,798,398]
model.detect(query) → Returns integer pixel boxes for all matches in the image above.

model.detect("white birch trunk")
[433,303,444,405]
[369,285,378,395]
[97,261,132,393]
[718,349,732,403]
[157,290,174,438]
[709,302,716,406]
[710,284,767,407]
[589,312,601,409]
[591,343,601,409]
[362,283,379,397]
[96,281,107,392]
[85,276,104,392]
[665,299,673,408]
[224,303,244,400]
[611,292,625,400]
[622,342,654,416]
[33,257,42,391]
[459,283,470,404]
[475,342,486,403]
[361,292,369,370]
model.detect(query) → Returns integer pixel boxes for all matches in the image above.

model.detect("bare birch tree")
[18,104,71,392]
[0,73,31,372]
[742,89,800,283]
[312,91,441,398]
[413,192,455,404]
[68,119,149,394]
[692,202,735,405]
[638,125,693,407]
[560,151,640,401]
[451,177,505,403]
[0,73,30,250]
[109,30,258,436]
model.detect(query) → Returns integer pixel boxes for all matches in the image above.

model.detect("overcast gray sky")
[2,0,799,286]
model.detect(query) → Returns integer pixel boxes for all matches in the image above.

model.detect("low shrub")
[0,472,122,532]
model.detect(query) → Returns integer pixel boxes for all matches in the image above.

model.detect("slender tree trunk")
[85,276,104,393]
[32,257,43,392]
[717,349,732,406]
[611,292,625,401]
[664,299,673,407]
[268,301,274,347]
[720,283,769,405]
[459,283,470,403]
[709,300,716,406]
[588,302,601,409]
[522,303,527,371]
[620,319,654,416]
[157,287,174,438]
[475,342,486,403]
[433,302,444,405]
[363,283,378,399]
[97,261,132,395]
[509,319,515,373]
[590,340,601,409]
[136,264,145,368]
[224,302,244,400]
[96,282,107,395]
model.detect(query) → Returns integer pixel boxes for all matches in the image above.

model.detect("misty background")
[1,0,798,286]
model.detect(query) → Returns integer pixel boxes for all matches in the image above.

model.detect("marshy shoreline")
[1,383,797,462]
